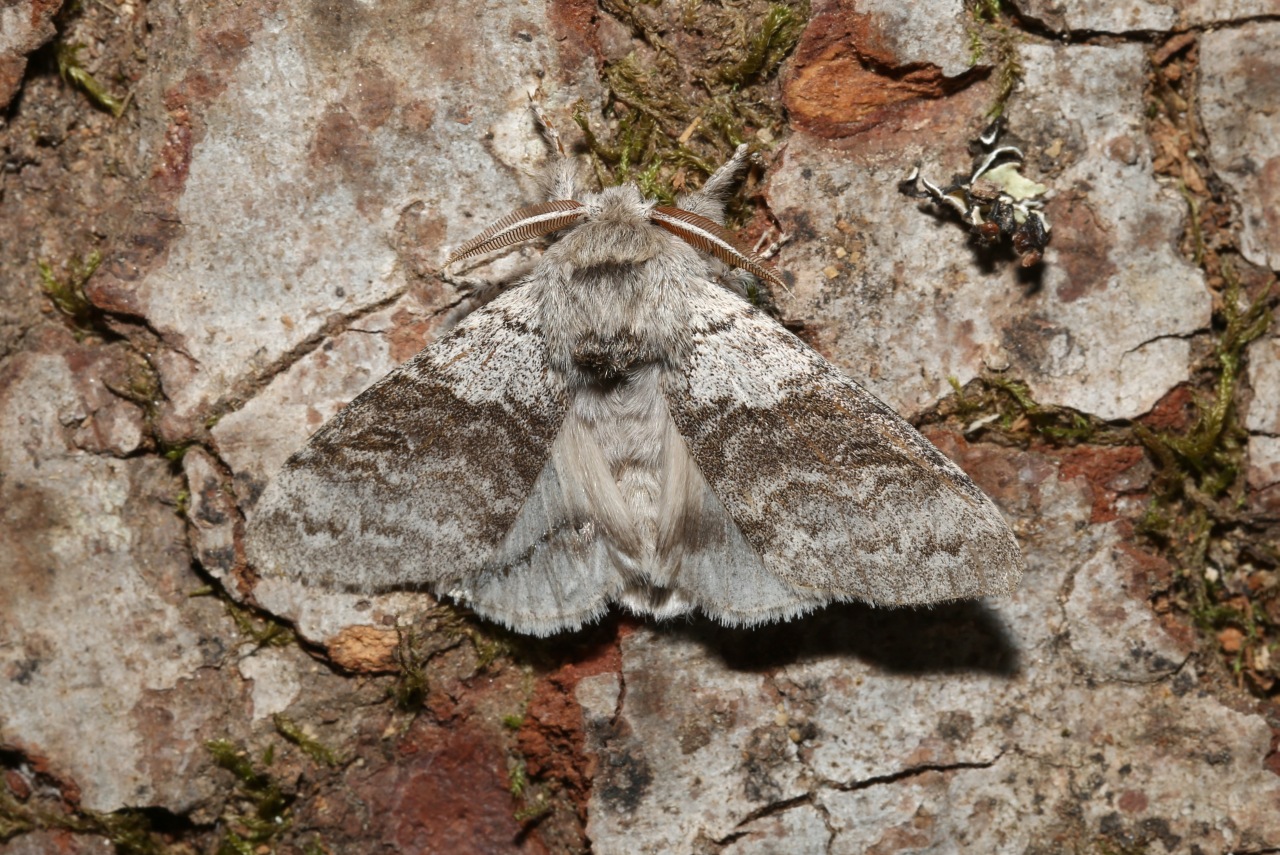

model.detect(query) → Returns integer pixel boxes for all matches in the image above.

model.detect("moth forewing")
[662,283,1023,607]
[245,286,575,598]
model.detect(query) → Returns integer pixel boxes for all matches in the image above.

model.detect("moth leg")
[438,265,494,291]
[676,143,751,225]
[435,269,511,327]
[531,102,580,202]
[752,228,791,260]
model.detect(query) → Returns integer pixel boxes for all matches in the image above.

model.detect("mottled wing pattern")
[665,284,1024,607]
[649,422,835,625]
[246,284,571,594]
[451,418,631,636]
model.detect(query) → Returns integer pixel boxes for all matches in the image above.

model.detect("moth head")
[553,185,670,268]
[588,184,650,225]
[446,185,784,291]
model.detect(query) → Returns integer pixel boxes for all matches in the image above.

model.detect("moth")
[247,112,1024,637]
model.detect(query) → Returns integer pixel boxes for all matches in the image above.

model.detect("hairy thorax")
[537,240,702,579]
[542,254,695,378]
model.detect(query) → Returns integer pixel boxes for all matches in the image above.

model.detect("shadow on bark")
[665,599,1021,676]
[489,599,1020,679]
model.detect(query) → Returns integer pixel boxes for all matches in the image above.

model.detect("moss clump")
[965,0,1023,117]
[0,790,36,842]
[205,740,292,854]
[391,623,432,712]
[390,612,464,711]
[575,0,807,211]
[507,757,552,824]
[55,42,128,117]
[0,780,172,853]
[716,4,807,87]
[512,794,553,824]
[190,581,297,650]
[1136,268,1274,676]
[936,375,1124,448]
[508,757,529,799]
[38,251,102,336]
[1137,270,1271,504]
[390,605,517,712]
[226,599,296,649]
[272,714,341,768]
[98,810,170,855]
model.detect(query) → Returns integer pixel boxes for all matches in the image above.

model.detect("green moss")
[965,0,1023,117]
[1138,270,1271,503]
[512,795,552,824]
[272,714,340,767]
[0,790,36,841]
[1093,837,1153,855]
[206,739,265,784]
[717,4,806,86]
[55,42,128,117]
[228,600,295,648]
[38,251,102,335]
[507,757,552,823]
[391,625,431,712]
[575,0,808,214]
[109,356,162,410]
[99,811,168,855]
[390,609,461,709]
[508,757,529,799]
[206,739,292,852]
[390,606,521,711]
[0,788,168,853]
[197,580,297,650]
[1135,267,1274,637]
[1177,184,1206,266]
[465,625,514,670]
[934,375,1115,448]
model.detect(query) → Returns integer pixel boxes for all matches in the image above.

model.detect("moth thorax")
[559,218,666,269]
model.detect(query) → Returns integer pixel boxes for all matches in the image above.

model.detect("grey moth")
[246,115,1024,637]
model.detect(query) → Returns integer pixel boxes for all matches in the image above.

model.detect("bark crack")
[1120,328,1203,358]
[825,751,1006,793]
[1012,12,1280,44]
[713,794,815,847]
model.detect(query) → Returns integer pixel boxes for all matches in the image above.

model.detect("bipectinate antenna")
[650,205,787,292]
[445,200,587,266]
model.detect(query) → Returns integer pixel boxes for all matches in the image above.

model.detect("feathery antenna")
[445,200,587,266]
[650,206,787,292]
